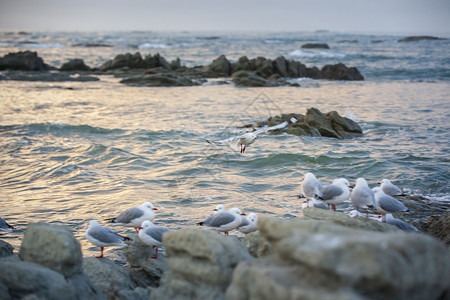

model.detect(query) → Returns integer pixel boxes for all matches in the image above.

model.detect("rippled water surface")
[0,31,449,258]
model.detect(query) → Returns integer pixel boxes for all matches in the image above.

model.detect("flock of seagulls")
[0,173,416,260]
[300,172,415,230]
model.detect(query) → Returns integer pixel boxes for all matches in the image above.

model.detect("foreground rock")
[251,107,363,139]
[0,51,51,71]
[419,213,450,246]
[150,229,253,300]
[0,222,104,299]
[227,216,450,300]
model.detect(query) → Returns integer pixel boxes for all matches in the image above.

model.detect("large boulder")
[60,58,91,71]
[420,213,450,245]
[99,52,172,72]
[305,107,341,138]
[0,51,50,71]
[251,57,274,78]
[226,216,450,300]
[207,55,232,76]
[232,71,275,87]
[19,222,83,277]
[320,63,364,80]
[150,229,253,300]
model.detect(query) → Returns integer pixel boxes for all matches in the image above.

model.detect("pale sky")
[0,0,449,34]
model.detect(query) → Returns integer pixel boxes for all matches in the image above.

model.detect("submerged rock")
[120,73,199,87]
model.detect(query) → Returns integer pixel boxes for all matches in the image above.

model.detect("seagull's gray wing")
[145,226,170,243]
[89,226,124,244]
[239,216,250,227]
[204,212,235,227]
[322,184,343,201]
[114,207,144,223]
[378,195,407,212]
[386,218,418,232]
[383,184,403,196]
[254,121,289,135]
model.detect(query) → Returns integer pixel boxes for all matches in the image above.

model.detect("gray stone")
[19,222,83,277]
[123,233,168,288]
[242,231,272,258]
[320,63,364,81]
[231,56,253,73]
[120,73,197,87]
[231,71,275,87]
[273,56,289,77]
[251,57,274,78]
[0,240,13,257]
[208,55,231,76]
[60,58,91,71]
[305,107,341,138]
[83,257,136,297]
[0,51,50,71]
[150,229,253,300]
[326,110,363,137]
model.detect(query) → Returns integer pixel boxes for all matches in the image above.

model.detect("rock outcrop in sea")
[398,35,446,42]
[1,209,449,300]
[0,51,365,86]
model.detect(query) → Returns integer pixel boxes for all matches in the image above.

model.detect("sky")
[0,0,449,34]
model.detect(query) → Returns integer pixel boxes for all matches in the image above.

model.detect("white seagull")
[379,179,404,196]
[350,178,376,215]
[105,202,158,232]
[237,213,258,234]
[138,220,171,259]
[85,220,130,258]
[381,214,418,232]
[373,187,408,222]
[0,217,15,233]
[207,121,289,153]
[322,178,351,211]
[197,207,245,235]
[301,172,323,201]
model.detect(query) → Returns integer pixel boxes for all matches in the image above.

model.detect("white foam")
[138,43,170,49]
[20,43,64,48]
[289,49,346,58]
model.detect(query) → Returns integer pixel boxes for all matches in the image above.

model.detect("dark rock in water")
[72,42,112,47]
[120,73,199,87]
[251,56,274,78]
[320,63,364,80]
[301,43,330,49]
[305,107,341,138]
[337,40,359,43]
[232,71,276,87]
[60,58,91,71]
[207,54,232,76]
[0,51,50,71]
[0,71,99,82]
[398,35,446,42]
[99,52,171,72]
[0,240,13,257]
[231,56,253,73]
[420,214,450,245]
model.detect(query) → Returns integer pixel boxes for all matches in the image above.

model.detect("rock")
[123,233,168,288]
[114,287,151,300]
[320,63,364,81]
[420,214,450,245]
[326,111,363,137]
[305,107,341,138]
[285,123,321,137]
[398,36,446,42]
[83,257,136,297]
[60,58,91,71]
[242,231,272,258]
[0,71,99,82]
[207,55,232,76]
[232,71,275,87]
[19,222,83,277]
[273,56,289,77]
[0,240,14,257]
[120,73,197,87]
[226,216,450,300]
[301,43,330,49]
[251,57,274,78]
[0,51,50,71]
[231,56,253,73]
[150,229,253,300]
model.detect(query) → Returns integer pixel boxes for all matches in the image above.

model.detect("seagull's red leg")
[96,247,104,258]
[382,215,386,223]
[327,204,330,210]
[332,204,336,211]
[243,146,246,153]
[151,246,158,259]
[225,231,229,236]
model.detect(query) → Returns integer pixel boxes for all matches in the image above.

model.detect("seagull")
[196,204,227,226]
[138,220,171,259]
[237,213,258,234]
[0,217,15,233]
[301,199,328,210]
[197,207,245,235]
[207,121,289,153]
[322,178,351,211]
[348,210,363,218]
[350,178,375,215]
[85,220,130,258]
[381,214,418,232]
[105,202,158,232]
[379,179,404,196]
[301,172,323,201]
[373,187,408,222]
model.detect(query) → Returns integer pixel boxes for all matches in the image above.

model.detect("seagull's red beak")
[241,213,246,216]
[153,208,158,211]
[213,209,218,211]
[138,227,143,230]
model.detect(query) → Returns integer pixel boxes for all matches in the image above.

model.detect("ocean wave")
[138,43,171,49]
[19,43,64,48]
[0,123,123,136]
[288,49,346,58]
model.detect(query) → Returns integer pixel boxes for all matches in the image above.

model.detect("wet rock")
[420,213,450,245]
[150,229,253,300]
[0,240,13,257]
[19,222,83,277]
[242,231,272,258]
[326,110,363,137]
[123,233,168,288]
[207,54,232,76]
[285,122,321,137]
[231,56,253,73]
[251,56,274,78]
[226,216,450,300]
[120,73,198,87]
[301,43,330,49]
[320,63,364,80]
[398,36,446,42]
[99,52,171,72]
[60,58,91,71]
[273,56,289,77]
[0,51,50,71]
[305,107,341,138]
[83,257,136,298]
[0,71,99,82]
[232,71,275,87]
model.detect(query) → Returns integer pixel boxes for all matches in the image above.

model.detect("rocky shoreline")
[0,51,364,87]
[1,208,449,300]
